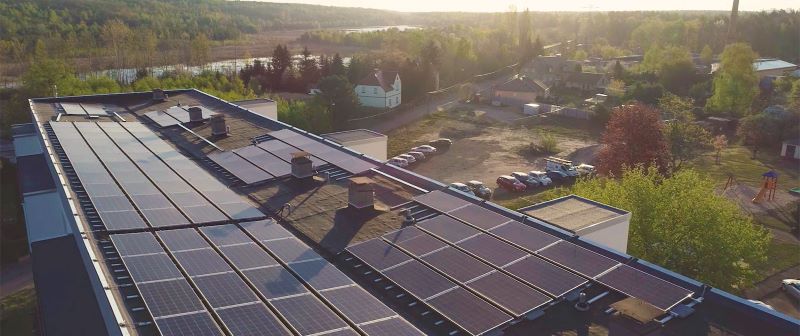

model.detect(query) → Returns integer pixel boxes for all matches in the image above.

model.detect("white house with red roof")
[355,69,401,109]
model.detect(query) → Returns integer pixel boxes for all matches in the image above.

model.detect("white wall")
[579,213,631,253]
[781,143,800,159]
[356,75,402,108]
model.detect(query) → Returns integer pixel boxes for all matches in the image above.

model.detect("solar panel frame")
[80,103,109,116]
[218,243,279,270]
[382,260,457,300]
[358,317,424,336]
[382,226,426,244]
[537,241,620,278]
[287,259,354,290]
[421,246,494,283]
[137,278,207,317]
[413,190,471,213]
[243,266,310,300]
[425,287,512,336]
[60,103,87,115]
[172,248,233,276]
[346,239,412,271]
[206,151,273,185]
[503,256,588,297]
[595,265,693,311]
[489,221,561,253]
[192,272,260,308]
[467,271,551,316]
[269,293,350,336]
[417,215,481,243]
[456,234,528,268]
[233,145,291,177]
[215,302,293,336]
[200,224,253,247]
[154,311,223,336]
[447,204,512,230]
[262,238,323,264]
[111,232,163,256]
[240,220,294,242]
[319,285,397,325]
[122,253,183,283]
[393,233,448,257]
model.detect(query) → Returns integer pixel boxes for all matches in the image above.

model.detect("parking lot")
[387,107,602,208]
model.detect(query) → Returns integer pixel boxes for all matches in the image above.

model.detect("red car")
[496,175,526,192]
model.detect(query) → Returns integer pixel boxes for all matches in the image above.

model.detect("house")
[753,59,797,79]
[781,138,800,160]
[492,75,549,107]
[564,72,610,91]
[525,54,581,86]
[355,69,401,109]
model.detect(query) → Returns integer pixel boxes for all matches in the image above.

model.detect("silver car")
[782,279,800,301]
[407,151,426,161]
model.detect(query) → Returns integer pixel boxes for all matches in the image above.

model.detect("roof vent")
[348,177,375,209]
[210,114,227,136]
[291,152,314,179]
[152,89,167,102]
[188,106,203,122]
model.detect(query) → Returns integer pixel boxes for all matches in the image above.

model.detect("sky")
[258,0,799,12]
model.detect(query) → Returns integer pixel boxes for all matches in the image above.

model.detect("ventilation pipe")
[152,89,167,102]
[210,114,227,136]
[188,106,203,122]
[290,152,314,179]
[348,177,375,209]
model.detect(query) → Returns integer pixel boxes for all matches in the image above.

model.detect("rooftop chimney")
[291,152,314,179]
[348,177,375,209]
[152,89,167,102]
[188,106,203,122]
[210,114,227,136]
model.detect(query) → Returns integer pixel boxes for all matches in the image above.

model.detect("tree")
[624,82,664,105]
[572,49,588,61]
[317,75,359,130]
[707,43,758,117]
[298,46,319,88]
[101,19,132,68]
[190,33,211,67]
[737,110,800,158]
[571,167,769,291]
[531,35,544,58]
[700,45,714,64]
[21,58,76,97]
[596,103,671,176]
[518,9,532,63]
[270,44,292,89]
[611,60,625,79]
[712,135,728,164]
[790,79,800,111]
[330,53,346,76]
[421,39,443,90]
[660,94,710,170]
[347,56,370,85]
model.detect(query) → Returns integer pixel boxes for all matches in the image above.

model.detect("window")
[395,97,399,104]
[361,87,366,93]
[373,88,378,94]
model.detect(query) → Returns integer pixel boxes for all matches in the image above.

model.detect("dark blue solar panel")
[155,311,223,336]
[394,233,448,257]
[243,266,309,300]
[319,285,396,324]
[137,279,206,317]
[123,253,183,283]
[596,265,693,311]
[270,294,349,336]
[413,190,471,213]
[263,238,322,263]
[346,239,412,271]
[467,271,550,316]
[216,303,293,336]
[417,215,480,243]
[489,221,561,252]
[173,248,232,276]
[359,318,423,336]
[192,272,259,308]
[421,246,493,283]
[426,287,512,336]
[240,220,293,242]
[287,259,353,290]
[538,241,619,278]
[218,243,279,270]
[207,151,272,184]
[158,229,208,252]
[383,260,456,300]
[447,204,511,230]
[503,256,587,297]
[456,234,527,267]
[111,232,162,256]
[200,224,253,247]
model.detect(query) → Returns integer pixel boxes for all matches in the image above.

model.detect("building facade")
[355,70,401,109]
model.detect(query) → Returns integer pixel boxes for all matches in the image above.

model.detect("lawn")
[754,241,800,278]
[0,288,36,336]
[690,146,799,188]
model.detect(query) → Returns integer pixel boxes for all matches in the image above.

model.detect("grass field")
[0,288,36,336]
[690,146,799,188]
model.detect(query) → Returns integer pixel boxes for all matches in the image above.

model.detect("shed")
[780,138,800,160]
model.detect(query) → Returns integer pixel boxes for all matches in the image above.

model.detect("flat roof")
[323,129,387,144]
[23,89,800,336]
[520,195,627,232]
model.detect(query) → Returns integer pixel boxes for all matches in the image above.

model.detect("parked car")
[387,157,409,168]
[397,153,417,164]
[747,300,774,310]
[545,157,580,178]
[528,171,553,186]
[576,163,596,176]
[407,151,426,161]
[466,180,493,199]
[429,138,453,150]
[496,175,526,192]
[545,170,570,184]
[782,279,800,301]
[411,145,438,154]
[511,172,540,188]
[450,182,475,195]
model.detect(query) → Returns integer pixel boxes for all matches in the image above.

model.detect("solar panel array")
[59,102,110,116]
[50,121,263,231]
[110,219,423,336]
[145,105,217,127]
[207,129,377,185]
[345,190,696,335]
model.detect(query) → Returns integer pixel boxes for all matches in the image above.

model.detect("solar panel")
[427,287,512,335]
[256,140,327,167]
[60,103,87,115]
[359,317,424,336]
[158,229,209,252]
[145,110,180,127]
[413,190,471,213]
[467,271,550,316]
[79,103,109,116]
[447,205,512,230]
[421,246,494,283]
[596,265,693,311]
[456,234,528,267]
[111,232,163,256]
[192,272,260,308]
[268,129,302,141]
[287,259,353,290]
[200,224,253,247]
[393,233,448,257]
[538,241,619,278]
[320,329,360,336]
[216,303,293,336]
[346,239,412,271]
[233,145,291,177]
[417,215,480,243]
[137,279,206,317]
[154,311,223,336]
[503,256,587,297]
[164,106,191,123]
[173,248,232,276]
[206,151,272,184]
[319,286,396,325]
[215,201,264,220]
[489,221,561,252]
[326,155,377,175]
[382,226,426,244]
[141,207,192,227]
[243,266,309,300]
[263,238,322,264]
[122,253,183,283]
[240,220,294,242]
[98,210,149,231]
[270,294,349,336]
[218,243,279,270]
[383,260,457,300]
